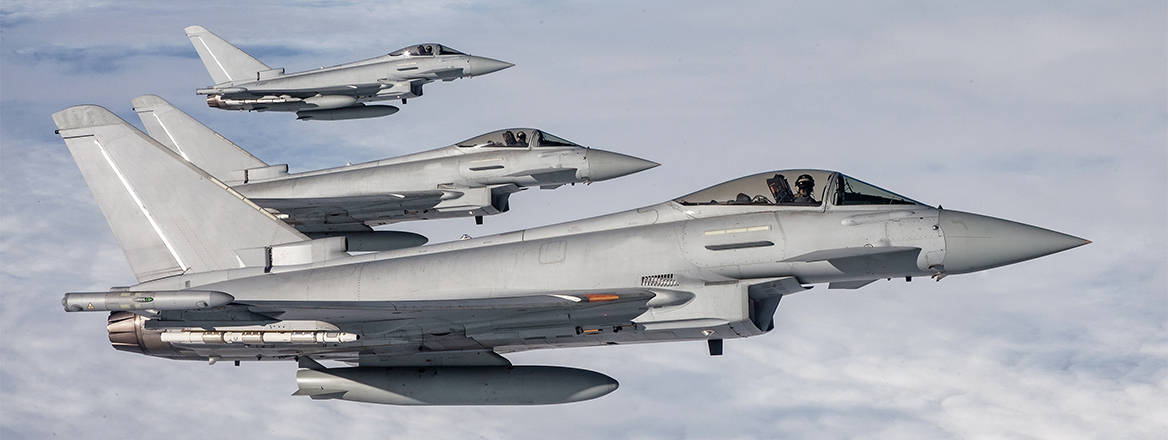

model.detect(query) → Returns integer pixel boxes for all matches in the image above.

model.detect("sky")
[0,1,1165,438]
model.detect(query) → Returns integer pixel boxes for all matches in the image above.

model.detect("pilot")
[792,174,817,204]
[515,131,528,146]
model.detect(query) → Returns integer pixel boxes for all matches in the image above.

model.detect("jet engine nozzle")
[106,312,196,359]
[939,210,1089,274]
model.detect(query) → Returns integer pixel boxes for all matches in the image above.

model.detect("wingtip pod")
[62,290,235,312]
[52,105,126,132]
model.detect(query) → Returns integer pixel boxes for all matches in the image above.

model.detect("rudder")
[132,94,267,183]
[53,105,306,282]
[185,25,271,85]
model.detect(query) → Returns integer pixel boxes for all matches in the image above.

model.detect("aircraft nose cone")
[585,149,659,181]
[940,210,1089,274]
[467,57,514,77]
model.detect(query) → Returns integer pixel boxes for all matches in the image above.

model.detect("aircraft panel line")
[94,138,189,271]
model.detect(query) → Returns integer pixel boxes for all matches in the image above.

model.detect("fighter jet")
[131,95,656,250]
[184,26,513,120]
[54,105,1089,405]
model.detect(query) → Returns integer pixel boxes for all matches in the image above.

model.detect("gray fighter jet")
[54,105,1089,405]
[185,26,513,120]
[131,95,656,250]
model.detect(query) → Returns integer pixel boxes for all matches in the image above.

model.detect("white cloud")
[1,1,1164,439]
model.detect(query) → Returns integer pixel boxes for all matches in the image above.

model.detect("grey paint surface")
[132,95,657,232]
[2,1,1161,436]
[52,104,1088,405]
[295,364,619,405]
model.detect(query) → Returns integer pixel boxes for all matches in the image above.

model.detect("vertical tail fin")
[132,95,267,183]
[184,25,270,85]
[53,105,307,282]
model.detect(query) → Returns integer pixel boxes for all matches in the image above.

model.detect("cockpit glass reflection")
[832,174,920,205]
[389,44,464,57]
[457,129,531,148]
[537,132,579,147]
[457,129,583,149]
[675,170,830,206]
[675,170,923,207]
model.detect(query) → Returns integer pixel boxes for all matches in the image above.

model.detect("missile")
[296,105,399,121]
[160,330,359,345]
[195,87,247,95]
[294,365,619,405]
[62,290,233,312]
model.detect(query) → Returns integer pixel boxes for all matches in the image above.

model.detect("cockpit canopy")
[388,44,465,57]
[456,129,582,149]
[675,170,922,207]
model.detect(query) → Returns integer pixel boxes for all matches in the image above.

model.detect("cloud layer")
[1,1,1164,439]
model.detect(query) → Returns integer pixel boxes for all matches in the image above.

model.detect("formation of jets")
[55,26,1088,406]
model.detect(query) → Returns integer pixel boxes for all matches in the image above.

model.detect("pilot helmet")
[795,174,815,190]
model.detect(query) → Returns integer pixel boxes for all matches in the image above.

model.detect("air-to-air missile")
[131,95,657,250]
[54,105,1088,405]
[184,26,513,121]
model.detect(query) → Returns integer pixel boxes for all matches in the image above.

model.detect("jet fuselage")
[185,26,512,120]
[55,105,1087,405]
[127,193,1083,363]
[230,134,656,229]
[201,52,510,112]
